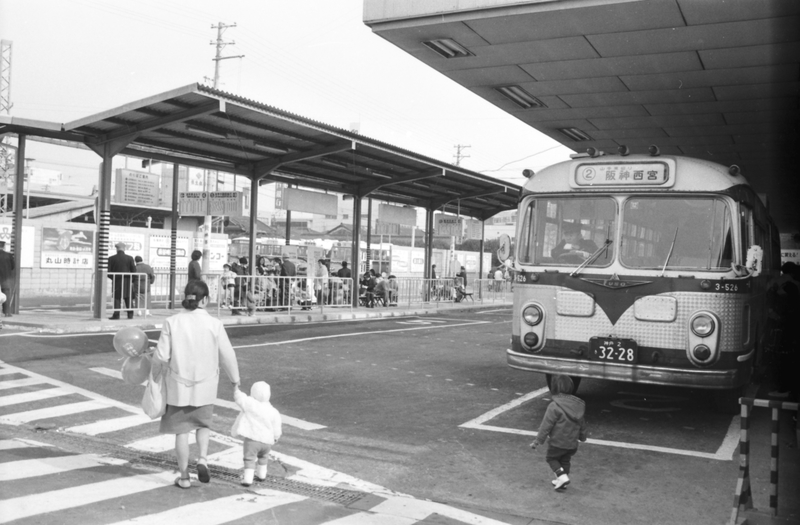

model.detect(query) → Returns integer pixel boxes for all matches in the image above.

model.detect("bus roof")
[523,154,750,195]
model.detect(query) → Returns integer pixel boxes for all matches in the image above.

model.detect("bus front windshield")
[620,197,733,271]
[518,197,616,267]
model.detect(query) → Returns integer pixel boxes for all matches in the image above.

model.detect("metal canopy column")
[10,133,25,314]
[249,176,259,276]
[169,163,180,308]
[350,195,361,308]
[425,208,434,279]
[365,198,372,273]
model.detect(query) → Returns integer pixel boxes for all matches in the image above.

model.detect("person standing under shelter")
[188,250,203,282]
[108,242,137,320]
[0,240,15,318]
[456,265,468,287]
[314,259,329,306]
[134,255,155,316]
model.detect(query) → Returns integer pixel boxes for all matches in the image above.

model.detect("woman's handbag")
[142,362,166,419]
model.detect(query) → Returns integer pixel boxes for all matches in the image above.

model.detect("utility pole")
[202,23,244,275]
[453,144,470,166]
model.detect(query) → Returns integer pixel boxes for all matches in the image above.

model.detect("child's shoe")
[553,473,570,490]
[255,464,267,482]
[241,468,255,486]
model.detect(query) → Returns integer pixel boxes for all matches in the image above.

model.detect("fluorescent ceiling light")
[558,127,593,141]
[254,142,288,154]
[422,38,473,59]
[322,159,348,168]
[494,86,545,109]
[185,125,229,139]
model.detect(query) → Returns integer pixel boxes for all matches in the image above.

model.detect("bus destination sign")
[573,161,671,188]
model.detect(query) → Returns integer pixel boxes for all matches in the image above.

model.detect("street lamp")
[24,157,34,220]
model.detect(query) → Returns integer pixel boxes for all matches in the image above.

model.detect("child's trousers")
[242,437,272,469]
[546,445,577,474]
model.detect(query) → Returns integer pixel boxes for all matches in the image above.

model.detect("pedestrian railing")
[729,397,799,525]
[215,275,354,317]
[91,271,152,318]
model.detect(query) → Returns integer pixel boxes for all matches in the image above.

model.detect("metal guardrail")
[91,274,512,318]
[729,397,799,524]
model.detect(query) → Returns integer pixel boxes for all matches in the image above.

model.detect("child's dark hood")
[553,394,585,422]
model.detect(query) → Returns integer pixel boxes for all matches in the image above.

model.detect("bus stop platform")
[0,301,509,334]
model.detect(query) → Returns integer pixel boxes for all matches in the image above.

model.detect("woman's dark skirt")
[159,404,214,434]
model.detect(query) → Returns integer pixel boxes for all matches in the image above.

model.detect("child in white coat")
[232,381,282,486]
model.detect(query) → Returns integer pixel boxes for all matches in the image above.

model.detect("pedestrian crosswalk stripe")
[0,438,49,450]
[66,413,154,436]
[0,400,110,425]
[0,367,20,376]
[0,470,176,523]
[0,377,46,390]
[0,453,129,481]
[103,490,307,524]
[0,387,73,407]
[369,496,512,525]
[319,511,417,524]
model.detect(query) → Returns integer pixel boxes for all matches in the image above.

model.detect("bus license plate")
[589,337,638,364]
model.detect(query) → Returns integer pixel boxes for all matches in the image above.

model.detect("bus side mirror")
[745,245,762,276]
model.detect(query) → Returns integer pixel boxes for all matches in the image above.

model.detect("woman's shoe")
[174,476,191,489]
[196,459,210,483]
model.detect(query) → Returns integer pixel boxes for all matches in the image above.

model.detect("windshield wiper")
[570,239,613,277]
[660,227,679,277]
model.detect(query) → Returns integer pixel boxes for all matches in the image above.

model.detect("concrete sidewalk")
[1,300,510,334]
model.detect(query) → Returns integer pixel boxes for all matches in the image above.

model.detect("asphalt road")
[0,308,754,524]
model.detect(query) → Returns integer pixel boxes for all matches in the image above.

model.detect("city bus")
[502,148,780,411]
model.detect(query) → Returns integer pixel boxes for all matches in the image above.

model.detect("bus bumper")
[506,350,744,390]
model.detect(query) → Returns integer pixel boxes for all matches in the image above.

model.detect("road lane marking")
[0,377,47,390]
[232,320,490,349]
[67,413,156,436]
[0,387,72,407]
[0,438,50,450]
[459,387,740,461]
[0,471,176,523]
[104,491,308,525]
[87,367,327,431]
[0,453,129,481]
[320,511,416,524]
[0,400,111,425]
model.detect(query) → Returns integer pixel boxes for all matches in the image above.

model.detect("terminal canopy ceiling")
[0,83,519,222]
[364,0,800,231]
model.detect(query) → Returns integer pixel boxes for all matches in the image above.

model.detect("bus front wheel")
[545,374,582,394]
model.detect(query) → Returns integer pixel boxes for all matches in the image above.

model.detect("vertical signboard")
[41,227,94,269]
[179,192,208,216]
[149,234,190,272]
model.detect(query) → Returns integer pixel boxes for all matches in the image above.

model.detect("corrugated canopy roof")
[1,83,519,221]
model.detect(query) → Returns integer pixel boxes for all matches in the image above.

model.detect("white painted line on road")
[0,331,35,337]
[0,387,72,407]
[126,433,188,453]
[368,496,513,525]
[460,387,740,461]
[233,320,490,349]
[87,366,327,431]
[105,491,308,525]
[0,377,45,390]
[66,413,155,436]
[0,367,20,376]
[0,400,111,426]
[479,308,511,314]
[0,438,51,450]
[0,471,176,523]
[0,453,129,481]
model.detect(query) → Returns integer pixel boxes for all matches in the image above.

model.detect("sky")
[0,0,574,187]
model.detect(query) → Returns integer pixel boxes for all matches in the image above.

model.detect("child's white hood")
[251,381,271,403]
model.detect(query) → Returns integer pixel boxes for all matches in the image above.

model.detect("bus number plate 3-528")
[589,337,638,364]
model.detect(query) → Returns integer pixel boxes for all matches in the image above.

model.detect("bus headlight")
[691,314,715,337]
[523,305,543,326]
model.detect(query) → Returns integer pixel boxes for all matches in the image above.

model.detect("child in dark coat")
[530,375,589,490]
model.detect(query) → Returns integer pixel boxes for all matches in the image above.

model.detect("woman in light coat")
[153,280,240,489]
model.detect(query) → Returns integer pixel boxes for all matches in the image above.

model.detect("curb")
[3,303,510,334]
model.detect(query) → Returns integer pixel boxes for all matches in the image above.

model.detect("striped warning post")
[730,397,799,525]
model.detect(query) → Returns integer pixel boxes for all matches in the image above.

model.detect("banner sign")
[115,169,160,206]
[0,222,34,268]
[379,204,416,226]
[108,232,145,261]
[284,188,337,216]
[435,214,463,237]
[41,227,94,269]
[149,235,189,272]
[192,237,228,272]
